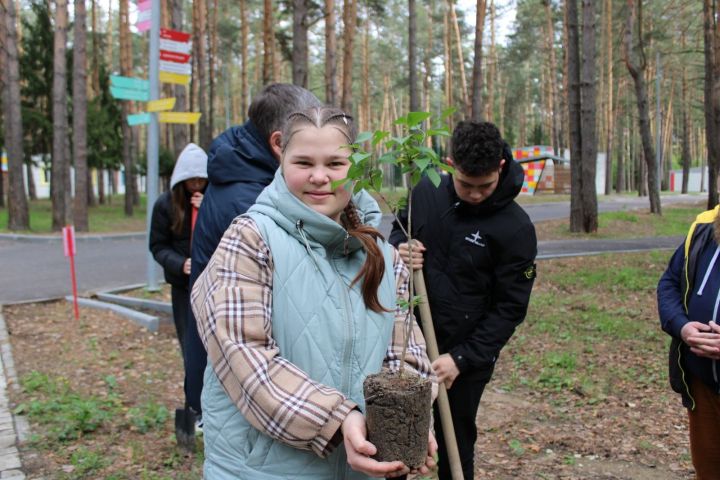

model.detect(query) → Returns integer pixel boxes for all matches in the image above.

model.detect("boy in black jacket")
[389,121,537,480]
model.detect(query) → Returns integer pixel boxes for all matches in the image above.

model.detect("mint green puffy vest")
[202,170,397,480]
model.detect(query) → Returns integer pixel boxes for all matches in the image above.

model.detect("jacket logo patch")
[465,231,486,247]
[523,264,537,280]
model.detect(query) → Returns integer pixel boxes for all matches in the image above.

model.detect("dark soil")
[364,369,432,468]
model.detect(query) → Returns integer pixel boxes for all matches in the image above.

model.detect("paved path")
[0,310,25,479]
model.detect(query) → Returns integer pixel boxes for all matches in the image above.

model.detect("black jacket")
[149,191,192,289]
[389,154,537,375]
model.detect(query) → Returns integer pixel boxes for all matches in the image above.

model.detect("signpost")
[108,0,202,291]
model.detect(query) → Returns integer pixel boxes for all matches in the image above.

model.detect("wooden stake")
[413,270,464,480]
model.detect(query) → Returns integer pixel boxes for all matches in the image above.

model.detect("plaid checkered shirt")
[191,216,433,458]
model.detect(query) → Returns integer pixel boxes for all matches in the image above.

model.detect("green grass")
[502,252,669,401]
[0,195,148,234]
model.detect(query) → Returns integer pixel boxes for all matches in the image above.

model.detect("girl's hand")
[190,192,203,209]
[183,258,191,275]
[342,410,409,478]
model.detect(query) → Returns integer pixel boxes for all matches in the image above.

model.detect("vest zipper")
[332,258,355,398]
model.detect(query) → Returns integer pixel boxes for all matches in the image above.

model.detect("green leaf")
[411,169,422,186]
[426,168,441,187]
[349,152,371,164]
[438,162,455,174]
[441,107,457,119]
[414,156,431,171]
[372,130,390,146]
[331,178,350,190]
[407,111,431,127]
[356,131,373,144]
[379,152,398,164]
[427,128,451,137]
[393,115,408,126]
[371,170,383,191]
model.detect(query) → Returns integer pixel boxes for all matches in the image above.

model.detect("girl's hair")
[282,107,388,313]
[281,106,358,152]
[171,184,187,235]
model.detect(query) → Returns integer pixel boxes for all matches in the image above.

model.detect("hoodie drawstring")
[697,245,720,295]
[295,220,322,271]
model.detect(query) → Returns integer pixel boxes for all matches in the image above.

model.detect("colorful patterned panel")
[520,160,546,194]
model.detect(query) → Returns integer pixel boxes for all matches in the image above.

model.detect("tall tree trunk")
[543,0,559,154]
[409,0,419,111]
[448,0,469,117]
[293,0,309,87]
[52,0,70,230]
[423,0,434,143]
[324,0,337,104]
[73,0,89,231]
[624,0,660,213]
[486,0,496,121]
[616,102,625,194]
[240,0,249,119]
[193,0,210,149]
[603,0,613,195]
[470,0,486,121]
[443,8,454,131]
[1,0,29,228]
[566,0,583,231]
[0,3,4,212]
[106,0,113,70]
[120,0,133,216]
[361,13,370,131]
[681,33,691,194]
[208,0,218,139]
[263,0,274,84]
[90,0,99,96]
[579,0,598,231]
[341,0,356,112]
[703,0,720,207]
[171,0,188,157]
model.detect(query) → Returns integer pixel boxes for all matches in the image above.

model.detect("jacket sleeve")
[657,243,689,339]
[449,221,537,373]
[191,217,357,458]
[149,196,187,277]
[383,248,434,380]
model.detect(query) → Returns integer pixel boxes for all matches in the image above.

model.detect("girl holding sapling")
[191,106,436,479]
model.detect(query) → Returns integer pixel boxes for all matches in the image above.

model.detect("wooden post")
[413,269,464,480]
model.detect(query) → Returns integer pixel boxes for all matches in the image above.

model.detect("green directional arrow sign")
[109,75,150,91]
[110,86,150,102]
[127,113,152,126]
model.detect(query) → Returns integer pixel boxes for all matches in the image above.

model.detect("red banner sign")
[160,28,191,43]
[160,50,191,64]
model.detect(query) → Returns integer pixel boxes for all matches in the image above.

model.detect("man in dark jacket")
[389,121,537,480]
[184,84,321,423]
[657,205,720,479]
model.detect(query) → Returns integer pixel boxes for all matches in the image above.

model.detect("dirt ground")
[2,252,697,479]
[3,301,202,479]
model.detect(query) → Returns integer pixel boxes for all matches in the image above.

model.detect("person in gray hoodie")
[149,142,208,354]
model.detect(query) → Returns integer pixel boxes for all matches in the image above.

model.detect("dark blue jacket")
[657,205,720,409]
[184,121,278,413]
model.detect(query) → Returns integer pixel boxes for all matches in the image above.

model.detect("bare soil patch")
[3,301,201,479]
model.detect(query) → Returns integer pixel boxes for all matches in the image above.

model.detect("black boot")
[175,406,196,452]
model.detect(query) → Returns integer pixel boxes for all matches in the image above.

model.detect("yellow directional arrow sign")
[158,112,202,124]
[159,71,190,86]
[147,98,176,112]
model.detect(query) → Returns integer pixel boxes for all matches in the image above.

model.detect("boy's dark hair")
[451,121,505,176]
[247,83,322,142]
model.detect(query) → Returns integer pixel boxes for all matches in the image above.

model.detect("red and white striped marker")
[62,225,80,320]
